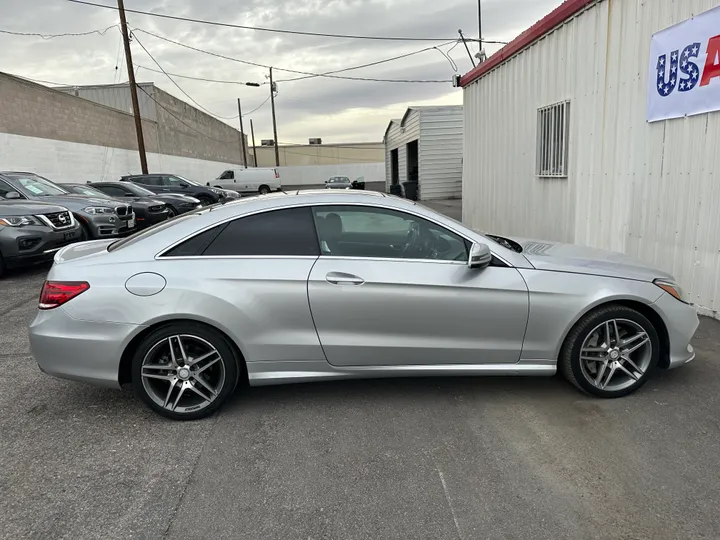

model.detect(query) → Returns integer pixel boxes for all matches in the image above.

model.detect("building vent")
[309,138,322,145]
[261,139,275,146]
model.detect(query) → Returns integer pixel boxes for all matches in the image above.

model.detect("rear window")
[107,213,199,252]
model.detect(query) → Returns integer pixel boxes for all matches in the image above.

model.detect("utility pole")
[250,119,258,168]
[117,0,148,174]
[269,67,280,167]
[237,98,248,168]
[478,0,483,53]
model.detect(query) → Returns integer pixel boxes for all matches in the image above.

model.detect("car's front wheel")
[131,323,240,420]
[560,305,660,398]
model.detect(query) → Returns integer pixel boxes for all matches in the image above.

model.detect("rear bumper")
[29,306,143,388]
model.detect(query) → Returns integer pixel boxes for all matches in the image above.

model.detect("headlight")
[211,188,222,195]
[83,206,114,215]
[0,215,41,227]
[654,279,690,304]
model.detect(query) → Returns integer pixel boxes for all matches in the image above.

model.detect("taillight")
[39,281,90,310]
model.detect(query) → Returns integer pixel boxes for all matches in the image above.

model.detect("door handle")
[326,272,364,285]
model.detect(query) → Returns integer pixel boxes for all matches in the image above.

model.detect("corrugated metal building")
[384,106,463,200]
[460,0,720,318]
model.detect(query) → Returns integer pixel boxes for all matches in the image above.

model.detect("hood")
[31,195,122,211]
[0,200,68,216]
[506,236,674,282]
[54,239,115,264]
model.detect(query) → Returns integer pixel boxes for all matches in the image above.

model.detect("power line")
[136,65,259,86]
[0,25,117,39]
[276,41,456,83]
[132,33,239,120]
[66,0,489,42]
[132,28,451,83]
[242,95,271,117]
[135,84,240,144]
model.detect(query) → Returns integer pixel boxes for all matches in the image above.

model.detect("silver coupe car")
[29,190,698,420]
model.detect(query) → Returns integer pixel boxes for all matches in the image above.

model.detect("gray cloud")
[1,0,562,142]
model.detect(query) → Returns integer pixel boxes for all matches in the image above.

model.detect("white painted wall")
[462,0,720,317]
[384,112,420,191]
[276,162,385,187]
[0,132,239,186]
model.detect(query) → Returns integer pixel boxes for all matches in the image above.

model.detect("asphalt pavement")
[1,199,719,540]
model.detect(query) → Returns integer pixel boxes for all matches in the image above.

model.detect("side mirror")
[468,243,492,269]
[4,191,21,200]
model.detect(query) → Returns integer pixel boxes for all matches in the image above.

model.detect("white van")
[211,168,281,195]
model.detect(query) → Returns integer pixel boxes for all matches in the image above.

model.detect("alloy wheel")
[578,318,652,392]
[140,334,225,414]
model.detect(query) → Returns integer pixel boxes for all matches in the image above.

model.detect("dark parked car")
[63,183,170,229]
[88,181,202,217]
[324,176,366,190]
[0,199,81,278]
[121,174,238,206]
[0,172,136,239]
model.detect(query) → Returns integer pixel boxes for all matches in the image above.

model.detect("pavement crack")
[433,458,463,540]
[161,411,221,540]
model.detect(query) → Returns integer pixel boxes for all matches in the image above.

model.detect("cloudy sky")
[2,0,562,143]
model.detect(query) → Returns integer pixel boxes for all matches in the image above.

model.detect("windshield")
[122,183,155,196]
[170,175,202,187]
[72,186,107,197]
[330,177,349,183]
[5,174,69,197]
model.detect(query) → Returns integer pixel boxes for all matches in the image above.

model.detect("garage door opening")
[390,148,399,185]
[406,140,418,182]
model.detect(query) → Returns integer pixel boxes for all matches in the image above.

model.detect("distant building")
[383,106,463,201]
[253,141,384,167]
[0,74,246,184]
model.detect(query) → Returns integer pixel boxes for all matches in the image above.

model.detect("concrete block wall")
[0,73,160,153]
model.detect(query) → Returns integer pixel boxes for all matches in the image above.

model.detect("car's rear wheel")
[131,323,239,420]
[0,251,5,278]
[78,221,92,241]
[196,195,213,206]
[258,185,270,195]
[166,206,177,218]
[560,305,660,398]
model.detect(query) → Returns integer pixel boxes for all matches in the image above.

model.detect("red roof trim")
[459,0,597,87]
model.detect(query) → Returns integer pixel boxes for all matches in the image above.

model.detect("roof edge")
[460,0,597,87]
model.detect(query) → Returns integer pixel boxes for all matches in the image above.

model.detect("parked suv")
[121,174,237,206]
[0,199,81,278]
[63,183,170,229]
[0,172,136,239]
[88,181,202,217]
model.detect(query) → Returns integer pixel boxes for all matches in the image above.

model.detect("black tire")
[166,206,177,218]
[131,322,240,420]
[258,185,270,195]
[0,251,5,279]
[560,305,660,398]
[79,221,92,241]
[197,195,213,206]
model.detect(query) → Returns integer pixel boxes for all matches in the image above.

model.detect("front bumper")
[83,213,137,238]
[1,223,82,268]
[137,209,170,228]
[29,306,143,388]
[653,292,700,369]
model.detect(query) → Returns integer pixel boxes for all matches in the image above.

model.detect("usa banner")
[647,5,720,122]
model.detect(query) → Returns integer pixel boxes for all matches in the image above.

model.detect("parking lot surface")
[2,199,719,540]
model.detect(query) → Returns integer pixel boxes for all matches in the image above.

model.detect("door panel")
[308,258,529,366]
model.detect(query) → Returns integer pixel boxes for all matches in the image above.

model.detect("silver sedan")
[29,190,699,420]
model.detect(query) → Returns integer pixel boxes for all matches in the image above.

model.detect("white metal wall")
[384,113,419,191]
[419,106,463,200]
[463,0,720,317]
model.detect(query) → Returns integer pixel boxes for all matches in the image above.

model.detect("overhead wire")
[136,65,259,86]
[0,25,117,39]
[135,84,241,144]
[242,95,271,117]
[131,33,239,120]
[66,0,499,43]
[132,28,451,83]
